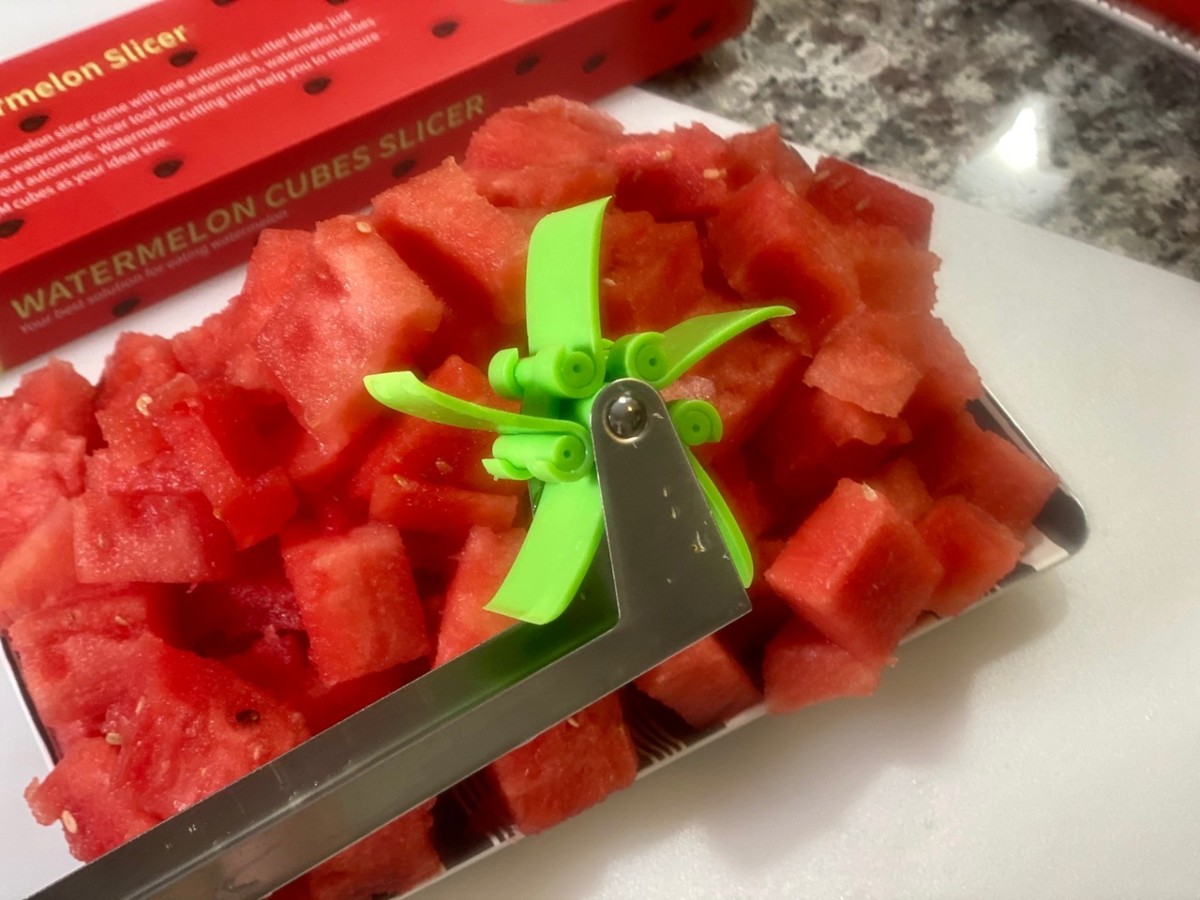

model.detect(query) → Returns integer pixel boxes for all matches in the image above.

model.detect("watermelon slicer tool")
[31,199,790,900]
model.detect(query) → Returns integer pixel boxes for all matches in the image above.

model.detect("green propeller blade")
[365,195,791,625]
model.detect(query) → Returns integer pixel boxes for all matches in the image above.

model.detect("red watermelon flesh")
[351,355,521,502]
[147,375,297,548]
[904,317,984,426]
[634,636,761,730]
[611,123,733,219]
[470,162,619,211]
[371,158,530,326]
[434,526,523,666]
[85,447,198,496]
[464,95,623,171]
[765,479,943,659]
[253,216,443,454]
[94,333,181,465]
[725,124,815,195]
[918,496,1024,617]
[708,451,775,540]
[0,446,85,561]
[807,156,934,249]
[763,619,886,714]
[910,411,1059,536]
[25,737,160,862]
[0,359,95,451]
[488,693,638,835]
[104,637,309,819]
[0,498,76,628]
[282,523,429,686]
[709,175,862,339]
[865,457,935,521]
[809,389,913,449]
[846,224,939,315]
[804,313,924,417]
[291,804,442,900]
[369,475,519,539]
[600,210,709,336]
[73,491,235,584]
[7,593,173,741]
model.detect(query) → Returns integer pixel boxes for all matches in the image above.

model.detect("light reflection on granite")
[648,0,1199,281]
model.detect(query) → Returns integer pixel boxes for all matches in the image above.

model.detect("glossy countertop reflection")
[649,0,1200,281]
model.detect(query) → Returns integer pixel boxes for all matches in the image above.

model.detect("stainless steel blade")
[30,378,750,900]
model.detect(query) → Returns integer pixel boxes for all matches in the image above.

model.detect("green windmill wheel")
[365,196,791,625]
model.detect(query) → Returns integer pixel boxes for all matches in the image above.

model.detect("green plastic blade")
[484,476,605,625]
[654,305,794,389]
[525,196,609,357]
[364,372,587,442]
[686,450,753,588]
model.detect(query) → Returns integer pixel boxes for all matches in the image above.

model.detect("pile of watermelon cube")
[0,97,1058,899]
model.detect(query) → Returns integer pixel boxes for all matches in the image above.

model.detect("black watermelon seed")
[235,709,261,725]
[0,219,24,238]
[327,0,350,5]
[19,114,49,133]
[169,49,198,67]
[304,76,332,95]
[652,3,676,22]
[112,296,141,318]
[212,0,236,6]
[515,55,540,76]
[153,159,183,178]
[431,20,458,38]
[391,159,417,179]
[691,19,715,39]
[582,53,606,73]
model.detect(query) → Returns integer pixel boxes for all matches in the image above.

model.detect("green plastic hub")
[364,195,792,624]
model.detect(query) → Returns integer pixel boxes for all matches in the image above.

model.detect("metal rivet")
[606,393,646,439]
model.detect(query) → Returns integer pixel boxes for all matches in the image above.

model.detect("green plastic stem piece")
[654,305,794,389]
[606,332,667,383]
[686,449,753,588]
[514,345,603,400]
[487,348,523,401]
[484,476,605,624]
[668,399,723,447]
[492,433,590,483]
[363,371,587,443]
[525,196,609,358]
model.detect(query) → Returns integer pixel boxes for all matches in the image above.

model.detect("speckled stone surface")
[647,0,1199,281]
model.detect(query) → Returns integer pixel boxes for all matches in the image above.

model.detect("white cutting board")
[3,23,1200,900]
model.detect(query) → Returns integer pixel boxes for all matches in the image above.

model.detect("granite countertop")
[649,0,1199,282]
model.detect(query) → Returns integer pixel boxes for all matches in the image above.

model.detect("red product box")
[0,0,752,371]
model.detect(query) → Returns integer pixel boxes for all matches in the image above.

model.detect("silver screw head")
[606,393,647,439]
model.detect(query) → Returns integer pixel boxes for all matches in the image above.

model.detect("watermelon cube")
[765,479,943,659]
[148,375,298,548]
[464,95,623,172]
[917,496,1024,617]
[804,313,924,417]
[74,491,236,584]
[709,175,862,338]
[371,158,530,325]
[847,223,940,314]
[611,123,733,219]
[282,523,429,685]
[600,210,709,336]
[254,215,443,454]
[0,445,85,561]
[25,738,159,862]
[0,358,95,451]
[369,475,519,540]
[290,803,442,900]
[434,526,523,666]
[85,447,198,496]
[807,156,934,249]
[763,619,886,714]
[634,636,761,730]
[725,124,815,195]
[470,163,618,211]
[865,457,934,521]
[487,694,637,835]
[910,411,1059,535]
[105,637,309,819]
[94,333,181,464]
[351,355,521,502]
[0,497,76,627]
